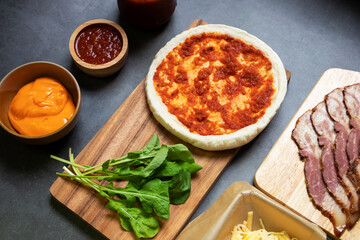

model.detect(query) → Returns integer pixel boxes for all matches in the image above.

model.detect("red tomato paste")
[75,24,122,65]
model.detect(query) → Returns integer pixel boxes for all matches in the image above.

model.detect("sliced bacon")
[344,84,360,161]
[292,110,347,236]
[345,84,360,128]
[349,159,360,191]
[326,89,351,174]
[311,102,358,225]
[347,129,360,165]
[326,88,360,214]
[344,84,360,188]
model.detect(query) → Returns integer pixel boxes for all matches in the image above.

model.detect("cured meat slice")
[345,84,360,129]
[349,159,360,191]
[311,102,357,224]
[326,88,359,213]
[326,88,351,174]
[344,84,360,186]
[292,110,347,236]
[344,83,360,161]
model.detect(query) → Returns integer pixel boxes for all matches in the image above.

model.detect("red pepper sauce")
[154,33,275,136]
[75,24,122,65]
[117,0,177,28]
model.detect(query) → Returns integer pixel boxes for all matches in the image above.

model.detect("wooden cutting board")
[50,19,291,240]
[255,68,360,239]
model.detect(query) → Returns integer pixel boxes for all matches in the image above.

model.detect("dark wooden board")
[50,19,290,239]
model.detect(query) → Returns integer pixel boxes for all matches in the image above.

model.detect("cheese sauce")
[8,77,75,136]
[153,33,275,135]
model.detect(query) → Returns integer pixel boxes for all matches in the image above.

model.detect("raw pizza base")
[145,24,287,151]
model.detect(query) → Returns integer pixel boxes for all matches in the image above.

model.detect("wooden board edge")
[187,19,208,28]
[286,70,291,82]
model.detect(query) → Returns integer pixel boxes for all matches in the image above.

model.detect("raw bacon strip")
[326,88,359,213]
[344,84,360,186]
[311,102,358,225]
[292,110,347,236]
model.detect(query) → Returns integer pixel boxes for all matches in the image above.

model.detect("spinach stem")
[50,155,85,169]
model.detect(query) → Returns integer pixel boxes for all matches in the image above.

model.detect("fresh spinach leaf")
[106,198,159,239]
[102,160,110,171]
[142,133,161,152]
[167,144,194,163]
[128,133,160,158]
[138,145,168,178]
[168,170,191,205]
[154,161,202,177]
[105,179,170,220]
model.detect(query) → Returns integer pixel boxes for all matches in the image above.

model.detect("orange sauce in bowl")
[8,77,75,136]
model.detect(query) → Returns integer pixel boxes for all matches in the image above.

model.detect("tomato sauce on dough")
[75,24,122,65]
[8,77,75,136]
[153,33,275,136]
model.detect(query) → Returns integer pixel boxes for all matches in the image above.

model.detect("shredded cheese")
[231,211,297,240]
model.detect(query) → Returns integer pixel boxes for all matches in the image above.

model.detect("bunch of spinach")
[52,134,202,238]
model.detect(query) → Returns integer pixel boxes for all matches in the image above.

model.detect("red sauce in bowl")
[74,24,123,65]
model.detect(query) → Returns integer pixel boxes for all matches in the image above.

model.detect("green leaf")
[97,166,144,187]
[154,161,202,177]
[142,133,161,153]
[104,183,118,197]
[97,144,169,184]
[102,160,110,171]
[121,179,170,220]
[128,133,160,158]
[107,134,161,169]
[106,198,159,239]
[168,170,191,205]
[123,183,140,207]
[140,179,170,219]
[167,144,194,163]
[138,145,168,178]
[101,179,170,220]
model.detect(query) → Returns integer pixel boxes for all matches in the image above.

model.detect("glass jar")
[117,0,177,28]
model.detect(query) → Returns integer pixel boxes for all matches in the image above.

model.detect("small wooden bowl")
[69,19,129,77]
[0,61,81,145]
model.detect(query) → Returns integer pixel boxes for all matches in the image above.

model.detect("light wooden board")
[255,68,360,239]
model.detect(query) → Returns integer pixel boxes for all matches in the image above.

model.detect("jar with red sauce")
[117,0,177,28]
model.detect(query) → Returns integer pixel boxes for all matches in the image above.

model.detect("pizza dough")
[145,24,287,151]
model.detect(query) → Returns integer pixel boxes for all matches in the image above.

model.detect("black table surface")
[0,0,359,239]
